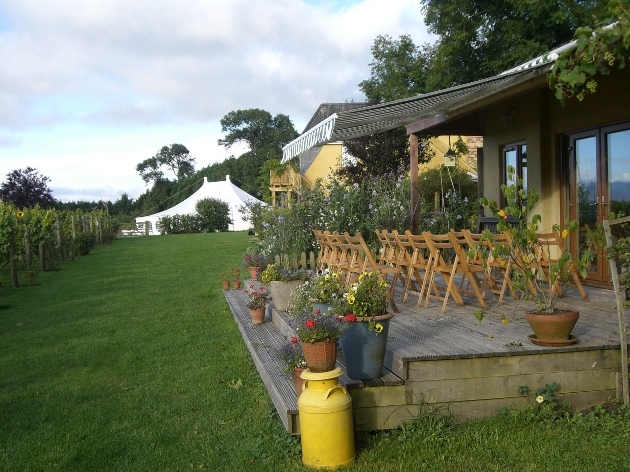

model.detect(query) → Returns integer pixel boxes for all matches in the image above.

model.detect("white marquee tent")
[135,175,263,234]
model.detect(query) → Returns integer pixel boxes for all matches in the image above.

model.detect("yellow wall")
[301,136,477,188]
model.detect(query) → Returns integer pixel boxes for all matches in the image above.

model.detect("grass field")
[1,233,629,471]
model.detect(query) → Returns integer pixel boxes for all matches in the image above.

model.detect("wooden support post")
[144,221,149,236]
[24,229,32,274]
[71,215,76,240]
[97,218,102,245]
[9,234,18,288]
[39,241,46,272]
[410,133,419,234]
[90,216,94,233]
[56,218,64,260]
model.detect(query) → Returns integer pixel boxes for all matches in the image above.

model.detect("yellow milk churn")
[298,367,355,469]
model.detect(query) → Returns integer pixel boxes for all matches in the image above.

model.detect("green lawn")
[1,234,629,471]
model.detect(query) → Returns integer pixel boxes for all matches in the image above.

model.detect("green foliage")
[310,270,346,304]
[260,263,311,283]
[347,271,388,321]
[549,1,630,104]
[195,197,232,232]
[74,232,97,256]
[0,167,56,209]
[136,143,196,184]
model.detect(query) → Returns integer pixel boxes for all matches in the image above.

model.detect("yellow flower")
[374,323,383,333]
[347,294,355,304]
[561,229,569,239]
[380,281,388,288]
[497,209,505,217]
[325,274,330,280]
[332,273,338,279]
[16,211,24,218]
[501,315,508,324]
[536,395,544,403]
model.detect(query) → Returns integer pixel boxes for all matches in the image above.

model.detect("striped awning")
[282,65,549,162]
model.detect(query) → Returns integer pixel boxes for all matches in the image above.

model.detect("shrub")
[195,197,232,232]
[74,232,96,255]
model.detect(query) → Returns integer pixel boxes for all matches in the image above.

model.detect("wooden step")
[224,283,405,434]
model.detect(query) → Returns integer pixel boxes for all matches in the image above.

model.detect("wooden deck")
[224,280,629,435]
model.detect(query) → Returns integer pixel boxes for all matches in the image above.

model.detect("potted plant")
[291,310,344,372]
[338,271,393,379]
[478,166,594,346]
[309,270,346,313]
[242,250,269,281]
[244,284,272,325]
[231,268,241,289]
[277,337,307,397]
[261,263,311,311]
[220,272,231,290]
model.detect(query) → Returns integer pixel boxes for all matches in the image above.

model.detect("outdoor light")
[444,148,457,167]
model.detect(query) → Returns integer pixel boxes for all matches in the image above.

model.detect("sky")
[0,0,433,202]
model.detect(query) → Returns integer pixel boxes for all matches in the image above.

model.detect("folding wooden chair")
[343,232,400,313]
[375,229,406,291]
[313,230,331,271]
[422,231,488,313]
[463,230,517,305]
[535,230,589,302]
[399,230,434,306]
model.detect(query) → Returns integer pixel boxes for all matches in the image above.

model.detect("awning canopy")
[282,66,549,162]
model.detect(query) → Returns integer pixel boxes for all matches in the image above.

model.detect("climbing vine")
[548,0,630,104]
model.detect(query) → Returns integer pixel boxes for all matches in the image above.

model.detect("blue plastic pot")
[339,313,393,380]
[312,302,333,314]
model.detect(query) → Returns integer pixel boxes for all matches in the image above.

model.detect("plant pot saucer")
[528,334,578,347]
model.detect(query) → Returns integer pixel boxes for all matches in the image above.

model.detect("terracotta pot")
[233,280,241,289]
[222,281,230,290]
[293,367,306,398]
[249,306,266,325]
[301,339,337,373]
[525,309,579,344]
[248,266,263,281]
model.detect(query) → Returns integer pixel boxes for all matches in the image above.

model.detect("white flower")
[536,395,544,403]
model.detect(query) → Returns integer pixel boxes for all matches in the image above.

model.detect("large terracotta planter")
[301,339,337,373]
[268,280,305,312]
[248,266,263,281]
[249,306,266,325]
[525,309,579,346]
[339,313,393,379]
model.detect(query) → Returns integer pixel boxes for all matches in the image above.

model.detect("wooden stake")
[39,241,46,272]
[9,233,18,288]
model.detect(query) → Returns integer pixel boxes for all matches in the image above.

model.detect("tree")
[421,0,610,88]
[136,143,196,184]
[0,167,56,208]
[548,0,630,104]
[340,35,435,183]
[195,198,232,232]
[218,109,298,198]
[218,109,298,162]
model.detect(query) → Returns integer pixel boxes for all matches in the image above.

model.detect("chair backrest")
[421,232,455,269]
[375,229,398,265]
[476,216,520,233]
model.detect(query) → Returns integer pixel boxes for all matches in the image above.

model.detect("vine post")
[9,233,18,288]
[24,228,32,275]
[39,241,46,272]
[71,215,76,240]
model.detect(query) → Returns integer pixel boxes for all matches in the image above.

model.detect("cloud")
[0,0,432,129]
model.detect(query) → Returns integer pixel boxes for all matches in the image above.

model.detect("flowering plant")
[231,267,241,282]
[260,263,312,284]
[478,166,593,314]
[310,270,346,303]
[291,310,344,343]
[276,338,306,378]
[242,251,269,269]
[342,271,389,332]
[220,272,231,283]
[245,284,272,309]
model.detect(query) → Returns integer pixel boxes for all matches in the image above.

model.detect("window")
[503,142,527,191]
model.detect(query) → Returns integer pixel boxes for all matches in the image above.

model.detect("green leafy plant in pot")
[477,166,595,346]
[309,269,346,314]
[339,271,393,379]
[291,310,344,373]
[261,263,312,312]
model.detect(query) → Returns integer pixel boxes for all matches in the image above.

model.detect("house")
[276,103,480,207]
[282,36,630,287]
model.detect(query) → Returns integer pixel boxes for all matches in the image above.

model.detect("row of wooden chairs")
[314,228,589,314]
